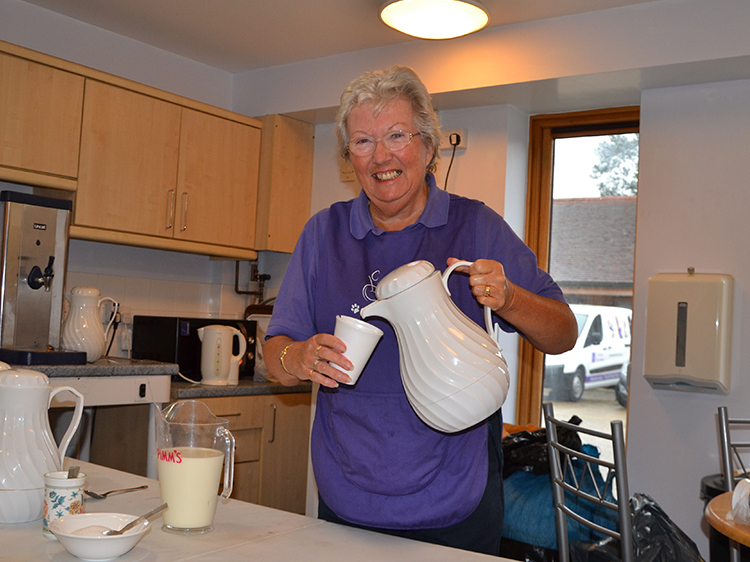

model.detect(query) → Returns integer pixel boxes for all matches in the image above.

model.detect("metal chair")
[543,402,634,562]
[718,406,750,562]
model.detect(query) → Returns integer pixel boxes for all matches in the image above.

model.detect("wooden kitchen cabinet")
[0,40,271,259]
[175,108,260,248]
[0,51,83,189]
[76,80,182,238]
[75,82,261,249]
[200,392,311,515]
[255,114,314,253]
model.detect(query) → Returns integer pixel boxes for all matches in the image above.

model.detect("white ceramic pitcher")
[197,325,247,386]
[61,286,117,362]
[0,365,84,523]
[359,260,510,433]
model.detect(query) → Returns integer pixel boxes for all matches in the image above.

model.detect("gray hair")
[334,65,441,174]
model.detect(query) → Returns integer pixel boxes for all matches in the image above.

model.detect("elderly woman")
[264,65,576,555]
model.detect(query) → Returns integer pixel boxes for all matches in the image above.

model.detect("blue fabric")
[267,175,567,530]
[502,444,619,550]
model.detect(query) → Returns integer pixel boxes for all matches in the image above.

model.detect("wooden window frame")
[516,106,640,426]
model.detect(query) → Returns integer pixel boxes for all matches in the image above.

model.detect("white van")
[544,304,632,402]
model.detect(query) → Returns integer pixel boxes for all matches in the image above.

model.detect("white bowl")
[50,512,149,561]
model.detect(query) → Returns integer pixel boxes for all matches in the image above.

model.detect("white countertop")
[2,459,511,562]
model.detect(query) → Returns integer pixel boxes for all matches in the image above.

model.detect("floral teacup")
[43,471,86,537]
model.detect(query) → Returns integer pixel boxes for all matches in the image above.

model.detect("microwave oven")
[131,316,256,382]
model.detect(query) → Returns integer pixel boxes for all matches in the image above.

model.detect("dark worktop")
[171,378,313,399]
[11,358,179,377]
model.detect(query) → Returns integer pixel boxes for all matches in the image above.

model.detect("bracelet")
[279,343,294,375]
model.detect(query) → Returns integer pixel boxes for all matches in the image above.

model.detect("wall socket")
[440,128,468,151]
[119,305,132,324]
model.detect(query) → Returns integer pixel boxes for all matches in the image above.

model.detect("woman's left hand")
[445,257,577,355]
[446,257,514,315]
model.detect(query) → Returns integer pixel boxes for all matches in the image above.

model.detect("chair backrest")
[543,402,634,562]
[718,405,750,493]
[718,405,750,562]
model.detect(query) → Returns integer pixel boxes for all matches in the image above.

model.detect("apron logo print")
[362,270,381,302]
[353,270,381,314]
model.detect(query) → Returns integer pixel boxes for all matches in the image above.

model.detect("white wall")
[627,78,750,552]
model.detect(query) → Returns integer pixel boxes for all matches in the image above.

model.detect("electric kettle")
[0,364,84,523]
[359,260,510,433]
[197,325,247,386]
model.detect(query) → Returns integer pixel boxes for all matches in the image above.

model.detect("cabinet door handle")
[268,403,276,443]
[180,192,188,231]
[165,189,175,230]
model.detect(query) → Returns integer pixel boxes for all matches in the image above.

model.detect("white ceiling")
[19,0,659,74]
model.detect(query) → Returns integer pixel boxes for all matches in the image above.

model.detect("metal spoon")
[103,502,168,536]
[84,485,148,499]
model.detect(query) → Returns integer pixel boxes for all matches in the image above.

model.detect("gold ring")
[309,369,315,379]
[484,285,491,297]
[315,345,322,358]
[313,359,320,370]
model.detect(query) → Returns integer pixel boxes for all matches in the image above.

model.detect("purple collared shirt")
[267,175,565,529]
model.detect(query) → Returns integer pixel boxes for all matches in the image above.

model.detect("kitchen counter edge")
[171,379,313,399]
[17,358,179,377]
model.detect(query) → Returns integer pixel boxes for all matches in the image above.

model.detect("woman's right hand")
[265,334,353,388]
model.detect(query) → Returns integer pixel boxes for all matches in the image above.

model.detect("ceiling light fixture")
[380,0,490,40]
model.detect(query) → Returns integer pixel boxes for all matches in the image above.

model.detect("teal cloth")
[502,444,619,550]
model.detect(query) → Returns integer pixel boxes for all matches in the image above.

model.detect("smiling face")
[347,97,434,231]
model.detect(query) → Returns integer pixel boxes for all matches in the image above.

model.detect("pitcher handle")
[98,297,119,339]
[48,386,85,469]
[217,427,235,499]
[442,260,495,341]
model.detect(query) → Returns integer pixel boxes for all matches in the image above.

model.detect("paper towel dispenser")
[644,270,733,394]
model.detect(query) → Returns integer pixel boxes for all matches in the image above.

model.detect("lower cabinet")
[199,392,311,515]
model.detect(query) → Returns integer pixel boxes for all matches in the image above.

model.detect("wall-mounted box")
[644,271,733,394]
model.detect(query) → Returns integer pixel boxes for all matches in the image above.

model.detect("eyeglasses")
[347,130,421,157]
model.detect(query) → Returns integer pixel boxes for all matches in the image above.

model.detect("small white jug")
[61,286,117,362]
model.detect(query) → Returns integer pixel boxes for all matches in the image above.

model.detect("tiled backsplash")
[64,240,289,358]
[64,268,253,358]
[64,271,246,320]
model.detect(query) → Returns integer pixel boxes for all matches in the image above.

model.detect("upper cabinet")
[75,82,261,249]
[0,41,313,259]
[175,108,260,248]
[255,114,314,253]
[76,80,182,238]
[0,51,84,189]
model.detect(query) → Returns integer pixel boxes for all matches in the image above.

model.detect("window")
[515,107,639,427]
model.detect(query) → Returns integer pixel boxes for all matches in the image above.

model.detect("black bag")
[570,493,705,562]
[502,416,583,479]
